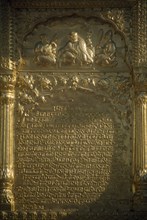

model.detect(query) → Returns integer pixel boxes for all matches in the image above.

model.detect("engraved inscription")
[15,105,115,211]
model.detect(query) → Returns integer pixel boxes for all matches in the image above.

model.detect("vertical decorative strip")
[133,0,147,67]
[133,0,147,208]
[134,93,147,206]
[0,72,16,211]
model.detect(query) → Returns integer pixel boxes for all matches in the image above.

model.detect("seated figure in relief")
[59,32,94,66]
[34,34,57,66]
[95,30,117,66]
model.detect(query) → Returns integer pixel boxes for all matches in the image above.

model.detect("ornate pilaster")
[134,93,147,208]
[0,66,16,211]
[133,1,147,209]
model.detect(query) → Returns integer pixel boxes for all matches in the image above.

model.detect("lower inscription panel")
[14,88,131,215]
[15,103,116,210]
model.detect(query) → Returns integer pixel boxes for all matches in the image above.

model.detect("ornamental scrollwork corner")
[101,9,125,33]
[16,73,48,123]
[16,73,98,123]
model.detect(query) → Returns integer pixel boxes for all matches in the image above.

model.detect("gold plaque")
[0,0,147,219]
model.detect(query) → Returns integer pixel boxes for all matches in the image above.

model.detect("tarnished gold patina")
[0,0,147,219]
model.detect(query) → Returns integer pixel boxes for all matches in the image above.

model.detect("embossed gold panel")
[0,0,147,219]
[15,71,132,213]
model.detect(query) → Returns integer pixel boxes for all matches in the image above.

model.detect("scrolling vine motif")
[101,9,126,33]
[16,72,132,130]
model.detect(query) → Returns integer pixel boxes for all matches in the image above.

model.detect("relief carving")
[102,9,125,32]
[14,66,133,215]
[95,30,116,66]
[1,0,147,218]
[15,8,131,43]
[58,31,94,66]
[19,26,125,69]
[24,26,125,70]
[16,71,132,131]
[14,11,131,71]
[34,34,57,66]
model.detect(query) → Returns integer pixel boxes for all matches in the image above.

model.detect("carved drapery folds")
[0,67,16,211]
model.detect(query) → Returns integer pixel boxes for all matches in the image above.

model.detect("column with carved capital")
[134,92,147,209]
[0,70,16,211]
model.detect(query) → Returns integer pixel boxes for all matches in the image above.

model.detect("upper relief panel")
[15,9,132,72]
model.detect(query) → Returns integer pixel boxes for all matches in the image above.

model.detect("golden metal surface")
[15,71,132,212]
[0,0,147,219]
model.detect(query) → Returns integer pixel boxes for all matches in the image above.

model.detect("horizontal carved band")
[0,211,147,220]
[11,0,136,8]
